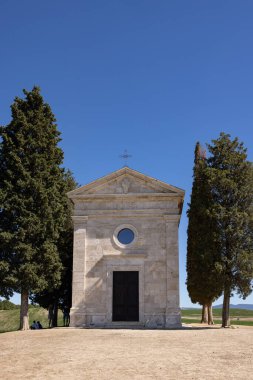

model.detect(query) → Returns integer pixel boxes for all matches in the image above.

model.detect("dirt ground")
[1,326,253,380]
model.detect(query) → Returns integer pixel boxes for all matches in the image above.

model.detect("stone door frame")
[106,263,144,325]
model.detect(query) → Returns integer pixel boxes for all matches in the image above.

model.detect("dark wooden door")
[113,271,139,322]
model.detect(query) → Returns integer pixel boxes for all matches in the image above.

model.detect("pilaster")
[164,215,181,328]
[70,216,88,327]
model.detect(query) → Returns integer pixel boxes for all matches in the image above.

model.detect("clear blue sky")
[1,1,253,307]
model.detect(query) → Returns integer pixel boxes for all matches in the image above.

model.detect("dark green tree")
[0,139,14,300]
[187,142,223,324]
[0,87,68,330]
[31,170,77,327]
[0,259,13,300]
[206,133,253,327]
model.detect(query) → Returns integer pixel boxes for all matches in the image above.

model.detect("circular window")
[113,224,138,248]
[117,228,135,245]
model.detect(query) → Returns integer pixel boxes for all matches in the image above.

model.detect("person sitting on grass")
[37,321,43,329]
[31,320,38,330]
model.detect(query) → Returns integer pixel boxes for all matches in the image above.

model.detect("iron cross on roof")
[119,149,132,167]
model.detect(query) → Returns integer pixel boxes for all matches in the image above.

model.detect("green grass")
[181,317,253,326]
[0,307,64,333]
[181,308,253,326]
[181,308,253,318]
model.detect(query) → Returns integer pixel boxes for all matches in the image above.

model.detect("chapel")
[67,167,184,328]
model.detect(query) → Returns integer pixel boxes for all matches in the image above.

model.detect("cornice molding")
[164,214,181,222]
[72,216,88,224]
[71,193,182,201]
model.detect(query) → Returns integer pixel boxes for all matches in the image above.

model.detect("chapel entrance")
[112,271,139,322]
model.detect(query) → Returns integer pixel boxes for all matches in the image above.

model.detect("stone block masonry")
[68,167,184,329]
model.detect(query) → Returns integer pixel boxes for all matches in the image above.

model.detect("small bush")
[0,300,19,310]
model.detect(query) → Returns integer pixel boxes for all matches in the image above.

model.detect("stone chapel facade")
[68,167,184,328]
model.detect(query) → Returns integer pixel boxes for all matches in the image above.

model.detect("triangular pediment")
[68,167,184,198]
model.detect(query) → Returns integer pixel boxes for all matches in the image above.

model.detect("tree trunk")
[207,303,214,325]
[222,287,230,327]
[52,299,58,327]
[201,304,208,323]
[20,289,29,330]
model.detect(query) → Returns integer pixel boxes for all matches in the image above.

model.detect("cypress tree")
[0,138,15,300]
[31,170,77,327]
[0,87,67,330]
[187,142,222,323]
[206,133,253,327]
[0,260,13,300]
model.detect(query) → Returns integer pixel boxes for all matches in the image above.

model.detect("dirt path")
[1,327,253,380]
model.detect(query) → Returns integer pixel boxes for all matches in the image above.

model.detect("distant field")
[0,307,64,333]
[181,308,253,326]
